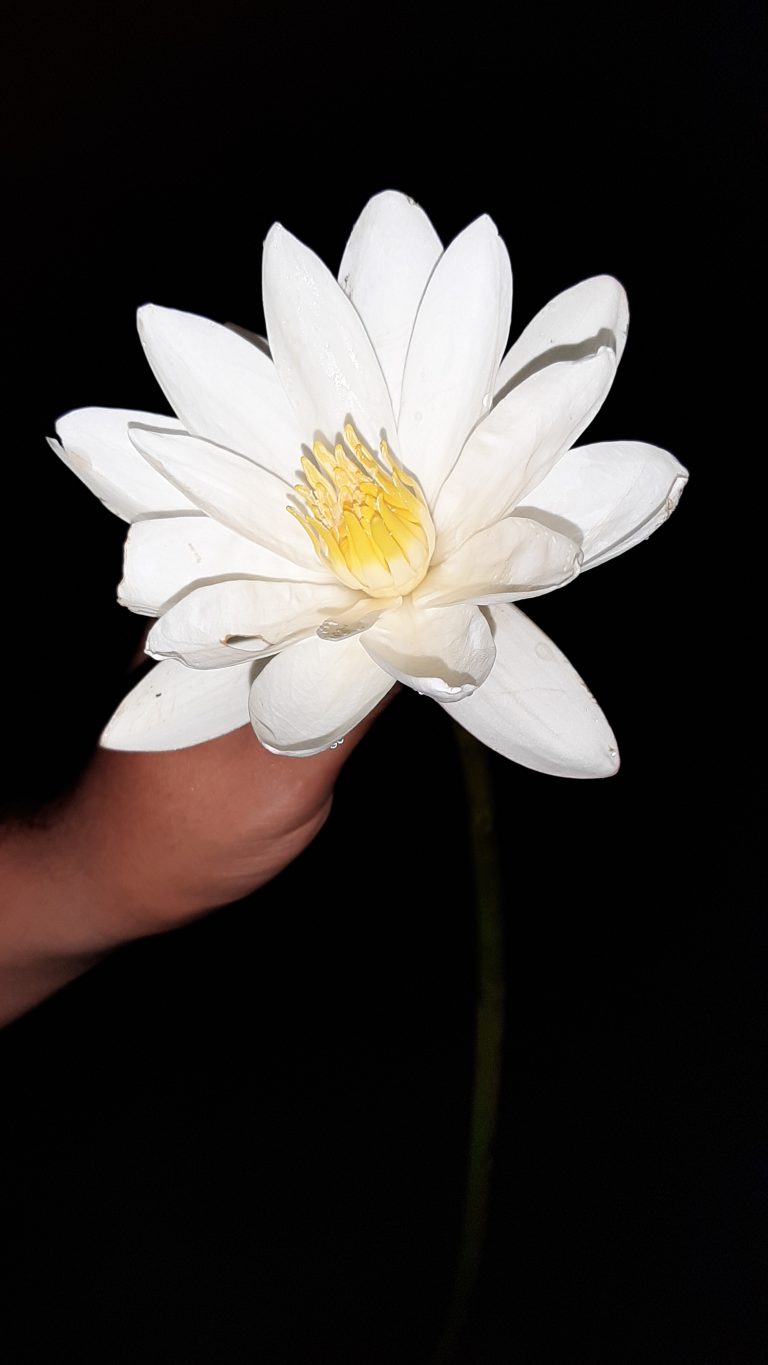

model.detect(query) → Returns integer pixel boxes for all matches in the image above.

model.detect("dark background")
[1,2,765,1361]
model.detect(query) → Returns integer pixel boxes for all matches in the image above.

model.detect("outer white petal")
[414,517,581,608]
[248,635,393,756]
[137,305,302,480]
[101,657,256,751]
[361,602,495,702]
[515,440,689,570]
[262,224,397,448]
[495,275,629,397]
[119,515,329,616]
[338,190,443,415]
[398,216,512,503]
[434,348,616,557]
[146,578,365,668]
[51,408,193,522]
[127,426,322,573]
[446,605,619,779]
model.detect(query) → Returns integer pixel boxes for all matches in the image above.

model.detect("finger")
[221,686,400,836]
[93,682,399,836]
[129,621,153,671]
[284,685,400,779]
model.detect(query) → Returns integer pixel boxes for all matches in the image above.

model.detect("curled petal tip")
[264,221,291,250]
[604,745,621,778]
[472,212,500,237]
[136,302,162,338]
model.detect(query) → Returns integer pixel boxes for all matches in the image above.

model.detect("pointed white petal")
[516,440,688,570]
[414,517,581,607]
[361,602,495,702]
[137,305,302,479]
[338,190,443,415]
[495,275,629,397]
[434,348,616,557]
[127,426,321,572]
[248,635,393,756]
[119,515,328,616]
[262,224,397,449]
[146,578,363,668]
[447,605,619,778]
[52,408,193,521]
[398,216,512,503]
[101,657,256,751]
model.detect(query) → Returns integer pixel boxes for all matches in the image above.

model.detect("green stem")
[432,725,506,1362]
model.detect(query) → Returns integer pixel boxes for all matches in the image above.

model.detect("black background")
[1,2,765,1361]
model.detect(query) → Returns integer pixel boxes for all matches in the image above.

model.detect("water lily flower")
[50,191,687,777]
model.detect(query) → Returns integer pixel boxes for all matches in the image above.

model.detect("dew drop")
[329,742,338,750]
[481,392,492,410]
[535,642,554,661]
[317,619,362,642]
[608,747,617,759]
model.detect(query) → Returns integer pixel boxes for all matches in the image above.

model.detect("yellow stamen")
[287,423,435,597]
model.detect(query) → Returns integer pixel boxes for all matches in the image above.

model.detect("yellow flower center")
[288,423,435,597]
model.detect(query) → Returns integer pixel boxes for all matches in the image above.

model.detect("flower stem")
[431,725,506,1362]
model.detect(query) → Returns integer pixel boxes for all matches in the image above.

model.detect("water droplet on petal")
[535,642,554,661]
[481,392,492,410]
[608,747,617,759]
[329,741,338,750]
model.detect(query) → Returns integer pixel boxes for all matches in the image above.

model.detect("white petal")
[338,190,443,415]
[262,224,397,448]
[361,602,495,702]
[434,348,616,557]
[248,635,393,756]
[127,426,321,572]
[495,275,629,398]
[101,657,256,751]
[225,322,270,355]
[120,515,328,616]
[137,305,302,479]
[516,440,689,570]
[398,216,512,503]
[446,605,619,778]
[146,578,364,668]
[52,408,193,522]
[414,517,581,608]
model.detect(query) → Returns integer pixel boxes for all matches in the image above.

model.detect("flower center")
[288,424,435,598]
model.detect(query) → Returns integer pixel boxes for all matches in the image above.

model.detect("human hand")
[1,689,392,1024]
[69,696,392,937]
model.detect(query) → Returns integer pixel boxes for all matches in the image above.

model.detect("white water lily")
[51,191,687,777]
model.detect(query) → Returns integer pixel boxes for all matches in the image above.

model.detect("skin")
[0,699,391,1028]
